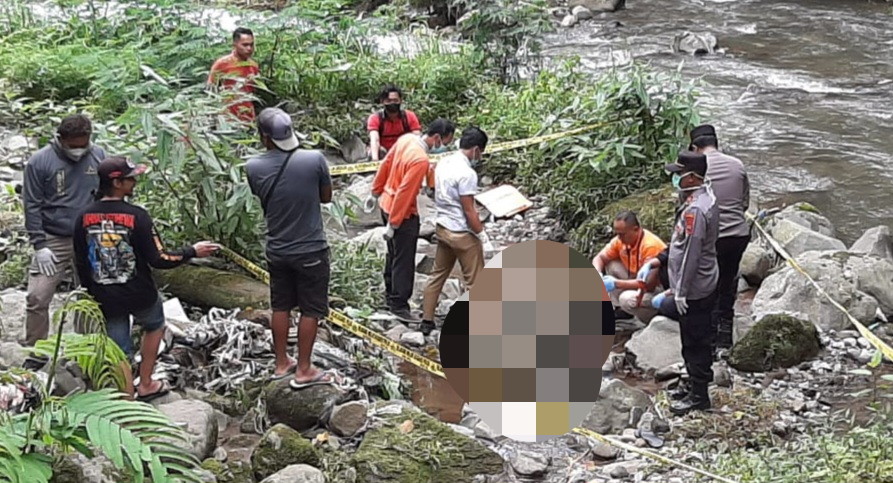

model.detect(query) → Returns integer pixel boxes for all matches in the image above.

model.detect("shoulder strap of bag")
[261,150,296,211]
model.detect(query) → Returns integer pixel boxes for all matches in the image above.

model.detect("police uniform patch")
[684,212,696,235]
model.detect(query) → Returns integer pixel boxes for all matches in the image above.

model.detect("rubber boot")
[668,379,691,401]
[669,382,711,416]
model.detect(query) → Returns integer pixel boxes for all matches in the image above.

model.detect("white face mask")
[64,147,88,159]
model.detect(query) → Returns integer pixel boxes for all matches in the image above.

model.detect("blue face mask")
[430,145,448,154]
[671,173,682,190]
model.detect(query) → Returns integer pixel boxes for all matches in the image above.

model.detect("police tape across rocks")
[216,244,740,483]
[329,122,608,176]
[746,213,893,362]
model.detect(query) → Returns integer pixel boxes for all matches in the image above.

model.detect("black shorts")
[268,248,331,318]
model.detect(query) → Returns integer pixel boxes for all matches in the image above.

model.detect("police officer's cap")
[689,124,716,141]
[665,151,707,178]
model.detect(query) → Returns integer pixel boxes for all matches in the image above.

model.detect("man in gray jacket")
[690,124,751,350]
[663,152,719,416]
[22,114,105,348]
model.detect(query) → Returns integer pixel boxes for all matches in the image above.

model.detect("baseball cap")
[665,151,708,177]
[258,108,300,151]
[689,124,716,142]
[98,156,147,181]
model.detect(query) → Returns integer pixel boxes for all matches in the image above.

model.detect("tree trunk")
[154,264,269,310]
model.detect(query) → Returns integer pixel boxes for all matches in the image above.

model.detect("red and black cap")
[98,156,148,181]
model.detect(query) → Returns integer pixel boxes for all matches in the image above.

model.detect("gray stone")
[340,134,368,163]
[264,377,345,433]
[147,391,184,407]
[157,399,219,461]
[752,251,879,332]
[350,227,388,258]
[329,400,368,437]
[739,243,775,286]
[625,316,684,372]
[252,424,321,481]
[560,14,577,28]
[768,219,846,260]
[1,135,29,153]
[591,442,620,460]
[774,203,836,237]
[572,5,593,20]
[0,341,26,369]
[345,177,382,228]
[569,0,624,12]
[713,364,732,388]
[510,450,549,477]
[52,365,86,397]
[400,331,425,347]
[0,290,67,344]
[260,464,325,483]
[850,226,893,262]
[672,31,717,55]
[385,323,412,342]
[841,253,893,315]
[582,379,652,435]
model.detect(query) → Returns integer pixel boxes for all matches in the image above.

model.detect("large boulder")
[672,31,717,55]
[767,219,845,260]
[251,424,322,481]
[260,464,325,483]
[581,379,651,435]
[772,202,836,238]
[156,399,219,461]
[0,289,66,344]
[263,377,347,433]
[739,242,775,286]
[729,314,821,373]
[850,226,893,263]
[352,404,504,483]
[751,250,889,332]
[624,317,684,373]
[153,264,269,310]
[568,0,625,12]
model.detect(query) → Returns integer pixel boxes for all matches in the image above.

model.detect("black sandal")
[135,380,171,402]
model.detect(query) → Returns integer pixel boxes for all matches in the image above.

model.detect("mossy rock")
[729,314,822,373]
[153,264,269,310]
[570,185,677,257]
[251,423,321,481]
[795,202,821,214]
[352,405,504,483]
[201,458,255,483]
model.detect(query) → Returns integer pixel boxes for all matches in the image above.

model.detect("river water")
[541,0,893,244]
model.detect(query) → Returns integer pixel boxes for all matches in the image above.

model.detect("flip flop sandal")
[635,428,664,448]
[271,359,299,380]
[289,369,343,390]
[135,380,171,403]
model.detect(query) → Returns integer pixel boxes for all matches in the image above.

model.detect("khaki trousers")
[605,259,661,324]
[24,235,81,346]
[422,225,484,321]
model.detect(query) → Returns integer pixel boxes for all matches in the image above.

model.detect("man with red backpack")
[367,84,422,161]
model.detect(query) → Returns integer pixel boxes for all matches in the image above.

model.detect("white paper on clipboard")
[474,185,533,219]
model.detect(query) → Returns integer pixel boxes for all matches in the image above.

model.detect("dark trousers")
[680,293,718,386]
[381,211,420,312]
[712,235,750,325]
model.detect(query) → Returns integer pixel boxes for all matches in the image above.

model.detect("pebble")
[858,337,872,349]
[400,331,425,347]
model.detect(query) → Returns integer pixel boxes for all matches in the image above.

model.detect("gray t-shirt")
[246,148,331,257]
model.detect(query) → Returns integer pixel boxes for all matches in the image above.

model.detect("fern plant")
[0,292,203,483]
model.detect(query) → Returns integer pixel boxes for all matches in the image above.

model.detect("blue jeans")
[104,296,165,356]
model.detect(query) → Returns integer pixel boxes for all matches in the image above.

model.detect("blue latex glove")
[603,275,616,292]
[651,292,666,309]
[637,263,652,282]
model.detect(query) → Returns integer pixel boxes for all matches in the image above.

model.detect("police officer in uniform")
[689,124,751,350]
[661,152,720,415]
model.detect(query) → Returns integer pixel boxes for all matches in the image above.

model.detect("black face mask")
[384,103,401,114]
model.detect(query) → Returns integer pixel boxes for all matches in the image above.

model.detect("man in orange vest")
[208,27,260,123]
[371,119,455,324]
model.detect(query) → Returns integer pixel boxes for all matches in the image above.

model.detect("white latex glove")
[383,225,396,241]
[35,247,59,277]
[675,296,689,316]
[476,230,495,252]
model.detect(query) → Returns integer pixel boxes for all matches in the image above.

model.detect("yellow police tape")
[748,212,893,362]
[329,122,607,176]
[217,243,737,482]
[216,245,445,377]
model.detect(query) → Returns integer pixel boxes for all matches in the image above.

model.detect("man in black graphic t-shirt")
[73,157,219,401]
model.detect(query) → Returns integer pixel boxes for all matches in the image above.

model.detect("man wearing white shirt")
[420,127,493,335]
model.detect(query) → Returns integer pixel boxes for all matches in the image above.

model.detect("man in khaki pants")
[420,127,494,335]
[21,114,105,355]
